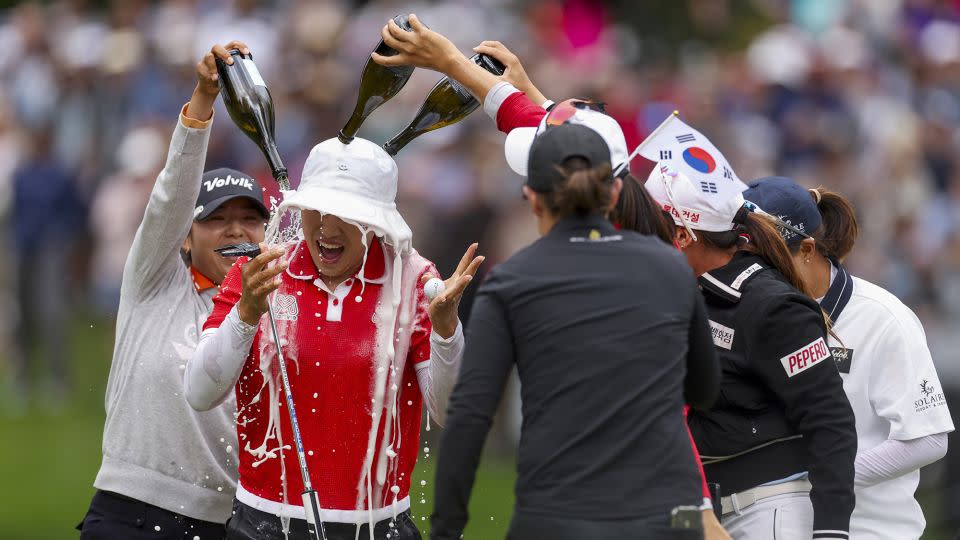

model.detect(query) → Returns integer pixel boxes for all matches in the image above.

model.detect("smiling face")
[301,210,371,288]
[185,198,267,283]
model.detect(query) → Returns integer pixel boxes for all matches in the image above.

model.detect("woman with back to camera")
[643,167,858,540]
[428,106,721,538]
[744,177,954,540]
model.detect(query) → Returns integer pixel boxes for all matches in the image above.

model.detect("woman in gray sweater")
[77,40,269,540]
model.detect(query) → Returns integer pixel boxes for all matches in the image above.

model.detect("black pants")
[506,510,703,540]
[77,490,226,539]
[225,499,422,540]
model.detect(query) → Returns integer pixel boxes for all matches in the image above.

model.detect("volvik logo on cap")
[203,174,255,192]
[195,167,269,221]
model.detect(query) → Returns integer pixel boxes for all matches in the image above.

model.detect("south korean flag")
[635,113,747,201]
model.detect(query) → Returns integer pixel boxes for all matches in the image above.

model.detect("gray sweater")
[93,111,237,522]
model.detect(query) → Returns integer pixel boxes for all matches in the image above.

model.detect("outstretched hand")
[371,14,464,74]
[423,243,484,339]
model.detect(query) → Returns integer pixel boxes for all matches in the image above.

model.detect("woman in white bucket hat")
[185,136,482,540]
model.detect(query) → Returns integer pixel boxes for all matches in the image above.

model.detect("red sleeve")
[202,257,248,332]
[495,92,547,133]
[407,263,438,367]
[684,405,711,500]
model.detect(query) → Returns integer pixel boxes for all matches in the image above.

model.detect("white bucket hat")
[503,101,629,177]
[277,137,412,252]
[644,163,745,235]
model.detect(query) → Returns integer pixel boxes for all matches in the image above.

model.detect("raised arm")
[124,41,249,299]
[415,244,484,425]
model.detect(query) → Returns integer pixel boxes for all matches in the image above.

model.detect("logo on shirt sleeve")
[731,263,764,290]
[916,379,947,413]
[829,346,854,374]
[780,337,830,377]
[709,320,735,350]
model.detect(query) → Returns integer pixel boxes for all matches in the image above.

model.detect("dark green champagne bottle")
[215,49,289,190]
[338,15,416,144]
[382,54,505,156]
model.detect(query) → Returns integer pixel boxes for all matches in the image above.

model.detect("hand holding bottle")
[373,14,504,106]
[472,40,549,107]
[186,40,250,122]
[372,14,462,73]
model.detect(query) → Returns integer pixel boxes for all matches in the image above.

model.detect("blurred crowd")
[2,0,960,533]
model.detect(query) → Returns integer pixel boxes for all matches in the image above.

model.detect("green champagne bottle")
[338,15,416,144]
[382,54,505,156]
[215,49,289,190]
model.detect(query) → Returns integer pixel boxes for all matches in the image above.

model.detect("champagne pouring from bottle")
[338,15,417,145]
[215,49,290,191]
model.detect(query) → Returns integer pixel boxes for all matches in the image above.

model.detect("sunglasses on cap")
[543,99,607,127]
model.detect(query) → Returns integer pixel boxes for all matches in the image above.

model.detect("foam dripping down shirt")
[187,237,464,524]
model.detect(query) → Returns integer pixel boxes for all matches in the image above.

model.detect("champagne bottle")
[382,54,505,156]
[338,15,416,144]
[216,50,289,190]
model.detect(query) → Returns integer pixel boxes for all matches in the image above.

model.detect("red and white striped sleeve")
[482,82,548,133]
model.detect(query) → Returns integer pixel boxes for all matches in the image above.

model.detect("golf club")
[217,243,326,540]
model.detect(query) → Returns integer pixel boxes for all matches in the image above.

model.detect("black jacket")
[431,215,720,540]
[688,251,857,537]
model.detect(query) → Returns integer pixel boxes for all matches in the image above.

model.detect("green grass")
[0,313,517,539]
[0,313,953,539]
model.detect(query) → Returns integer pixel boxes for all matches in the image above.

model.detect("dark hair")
[806,186,859,261]
[610,172,675,244]
[699,212,813,298]
[539,158,614,217]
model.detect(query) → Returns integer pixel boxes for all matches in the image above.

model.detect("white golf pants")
[722,492,814,540]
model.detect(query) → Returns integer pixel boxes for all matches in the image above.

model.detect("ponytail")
[541,158,614,217]
[699,212,812,298]
[611,172,675,244]
[809,187,859,261]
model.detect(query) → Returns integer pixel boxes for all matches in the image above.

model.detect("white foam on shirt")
[261,204,425,537]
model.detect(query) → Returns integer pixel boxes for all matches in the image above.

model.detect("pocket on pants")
[773,496,814,540]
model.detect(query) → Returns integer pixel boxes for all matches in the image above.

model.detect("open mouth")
[316,240,345,265]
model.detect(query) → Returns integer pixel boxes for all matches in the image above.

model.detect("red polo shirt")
[203,238,436,521]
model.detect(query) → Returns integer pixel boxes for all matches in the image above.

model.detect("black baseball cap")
[195,167,269,221]
[526,124,612,192]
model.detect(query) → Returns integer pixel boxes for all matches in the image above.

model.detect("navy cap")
[195,168,269,221]
[527,124,612,192]
[743,176,821,245]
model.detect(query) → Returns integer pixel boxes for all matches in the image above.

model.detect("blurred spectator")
[89,124,167,314]
[7,126,86,413]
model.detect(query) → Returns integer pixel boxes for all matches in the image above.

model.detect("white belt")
[719,479,811,516]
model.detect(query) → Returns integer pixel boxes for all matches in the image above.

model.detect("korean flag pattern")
[640,114,748,202]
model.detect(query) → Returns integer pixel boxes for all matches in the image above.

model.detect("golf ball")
[424,277,445,300]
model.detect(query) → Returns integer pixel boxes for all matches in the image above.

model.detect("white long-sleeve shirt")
[185,304,464,424]
[183,239,464,522]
